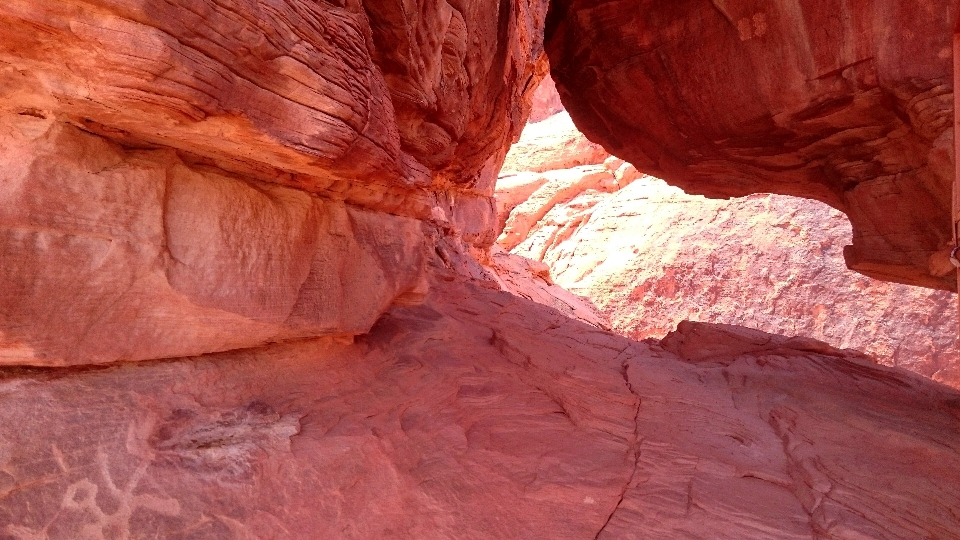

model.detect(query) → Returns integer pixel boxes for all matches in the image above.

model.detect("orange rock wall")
[0,0,547,208]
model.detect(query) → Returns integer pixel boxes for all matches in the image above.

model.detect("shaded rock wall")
[497,97,960,387]
[0,0,547,209]
[0,0,550,365]
[545,0,957,290]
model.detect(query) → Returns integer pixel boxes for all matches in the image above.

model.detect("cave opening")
[492,75,960,388]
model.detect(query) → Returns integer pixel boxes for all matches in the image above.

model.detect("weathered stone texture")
[503,174,960,387]
[0,0,548,220]
[0,0,551,365]
[1,275,958,539]
[0,113,427,366]
[527,75,564,123]
[0,1,958,537]
[497,93,960,387]
[500,111,608,176]
[546,0,958,290]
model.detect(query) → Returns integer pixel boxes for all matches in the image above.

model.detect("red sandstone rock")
[482,245,611,329]
[1,266,959,539]
[527,75,564,123]
[0,112,429,366]
[0,0,552,365]
[497,97,960,387]
[497,164,621,251]
[545,0,958,291]
[0,0,548,226]
[1,2,958,537]
[500,111,609,176]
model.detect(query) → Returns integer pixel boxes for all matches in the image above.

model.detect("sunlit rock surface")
[545,0,957,290]
[497,88,960,387]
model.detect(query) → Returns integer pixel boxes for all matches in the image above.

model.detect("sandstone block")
[0,113,427,366]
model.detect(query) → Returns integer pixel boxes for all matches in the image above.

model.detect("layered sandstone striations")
[0,0,548,210]
[2,265,959,539]
[0,0,550,365]
[545,0,958,290]
[498,100,960,387]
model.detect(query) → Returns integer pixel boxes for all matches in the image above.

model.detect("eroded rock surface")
[1,266,959,539]
[497,96,960,387]
[0,0,551,365]
[545,0,957,290]
[0,0,548,214]
[526,75,565,123]
[500,109,608,177]
[1,1,959,537]
[482,245,610,329]
[0,113,427,366]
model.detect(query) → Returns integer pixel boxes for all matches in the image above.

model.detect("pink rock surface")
[504,175,960,387]
[1,267,959,539]
[482,245,610,329]
[545,0,957,290]
[0,0,555,366]
[500,112,608,176]
[526,75,565,123]
[0,113,427,366]
[0,0,548,216]
[497,98,960,387]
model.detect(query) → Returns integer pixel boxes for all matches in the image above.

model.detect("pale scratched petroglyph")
[4,446,181,540]
[50,445,68,473]
[150,402,301,482]
[738,13,768,41]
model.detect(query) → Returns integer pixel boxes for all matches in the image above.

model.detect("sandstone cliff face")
[2,263,960,539]
[545,0,957,291]
[526,75,564,123]
[498,98,960,388]
[0,0,549,365]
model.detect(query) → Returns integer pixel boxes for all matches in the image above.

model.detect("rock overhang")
[0,0,551,366]
[544,0,958,291]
